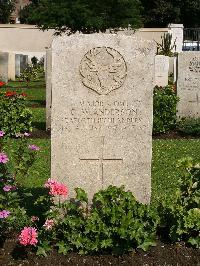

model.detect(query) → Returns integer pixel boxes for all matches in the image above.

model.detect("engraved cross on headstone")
[189,93,200,105]
[80,136,123,185]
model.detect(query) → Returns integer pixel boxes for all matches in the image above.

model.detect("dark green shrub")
[153,85,179,134]
[19,0,143,35]
[85,186,159,254]
[31,56,38,66]
[37,186,159,256]
[19,64,38,87]
[177,117,200,136]
[160,158,200,248]
[0,92,32,136]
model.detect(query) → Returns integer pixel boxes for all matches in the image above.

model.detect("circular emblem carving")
[189,57,200,73]
[80,47,127,95]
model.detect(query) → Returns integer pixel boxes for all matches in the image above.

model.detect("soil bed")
[153,131,200,140]
[31,130,50,139]
[0,240,200,266]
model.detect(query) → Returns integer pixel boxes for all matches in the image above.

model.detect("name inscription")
[61,100,142,131]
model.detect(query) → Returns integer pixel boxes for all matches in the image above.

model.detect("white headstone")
[177,52,200,118]
[20,55,28,73]
[168,24,184,53]
[15,54,21,77]
[8,53,16,81]
[155,55,169,87]
[0,52,8,83]
[173,56,177,83]
[51,34,155,203]
[46,48,52,130]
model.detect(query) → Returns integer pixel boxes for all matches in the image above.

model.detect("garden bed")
[153,131,200,140]
[1,79,200,266]
[0,240,200,266]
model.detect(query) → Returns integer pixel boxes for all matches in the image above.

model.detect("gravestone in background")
[168,24,184,53]
[15,54,21,77]
[168,56,177,83]
[0,52,8,83]
[51,34,155,203]
[20,55,28,73]
[155,55,169,87]
[177,52,200,118]
[173,57,177,83]
[8,53,16,81]
[45,48,52,130]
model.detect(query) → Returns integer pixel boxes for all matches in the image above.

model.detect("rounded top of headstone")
[52,33,156,54]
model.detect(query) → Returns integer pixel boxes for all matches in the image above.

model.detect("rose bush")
[0,91,32,136]
[0,131,40,237]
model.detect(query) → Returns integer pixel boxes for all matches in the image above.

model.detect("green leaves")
[0,0,15,23]
[138,240,157,251]
[188,237,200,248]
[38,185,159,255]
[75,187,88,203]
[37,241,52,257]
[0,93,33,136]
[56,241,70,255]
[177,118,200,137]
[153,85,179,134]
[19,0,143,34]
[156,33,176,56]
[159,158,200,248]
[19,64,41,87]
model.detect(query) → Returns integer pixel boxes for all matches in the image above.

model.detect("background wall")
[134,28,168,43]
[0,24,54,53]
[0,24,169,54]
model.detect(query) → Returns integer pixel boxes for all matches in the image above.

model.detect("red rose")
[20,93,27,97]
[0,81,5,87]
[5,91,16,97]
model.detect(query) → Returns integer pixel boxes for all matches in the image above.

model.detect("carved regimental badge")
[80,47,127,95]
[189,57,200,73]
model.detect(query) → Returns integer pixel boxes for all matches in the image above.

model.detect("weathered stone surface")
[20,55,28,73]
[173,57,177,83]
[8,53,16,81]
[177,52,200,118]
[168,24,184,53]
[0,52,8,83]
[155,55,169,87]
[51,34,155,203]
[46,48,52,130]
[15,54,21,77]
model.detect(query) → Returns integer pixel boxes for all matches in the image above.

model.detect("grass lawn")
[2,78,200,205]
[152,139,200,204]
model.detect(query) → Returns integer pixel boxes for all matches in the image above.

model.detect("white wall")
[0,24,183,55]
[0,24,54,52]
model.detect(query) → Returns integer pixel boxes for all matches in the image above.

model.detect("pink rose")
[44,179,68,197]
[18,227,38,246]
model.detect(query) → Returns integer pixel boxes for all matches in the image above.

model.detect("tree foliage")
[180,0,200,28]
[20,0,143,34]
[141,0,200,27]
[19,0,200,30]
[0,0,16,23]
